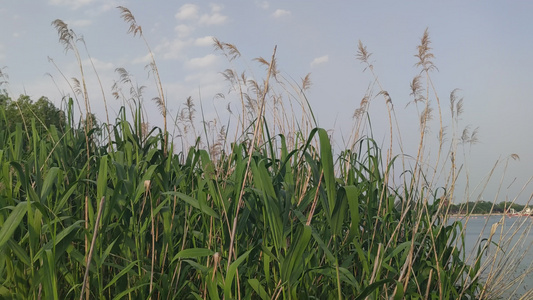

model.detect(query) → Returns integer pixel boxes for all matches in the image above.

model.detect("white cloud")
[83,57,114,71]
[175,24,193,38]
[182,71,225,99]
[311,55,329,67]
[194,36,214,47]
[176,3,228,26]
[132,53,152,65]
[175,4,200,21]
[155,38,191,60]
[48,0,95,10]
[272,9,291,18]
[83,2,118,16]
[162,5,227,64]
[97,3,115,12]
[12,32,20,38]
[210,3,223,13]
[198,12,227,26]
[185,54,218,69]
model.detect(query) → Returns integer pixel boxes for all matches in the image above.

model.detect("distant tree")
[497,201,525,214]
[0,91,66,133]
[471,201,494,214]
[448,203,460,214]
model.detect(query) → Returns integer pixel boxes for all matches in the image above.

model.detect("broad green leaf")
[34,220,83,262]
[248,279,269,300]
[7,239,30,266]
[171,248,214,262]
[53,182,78,214]
[0,202,28,251]
[393,280,405,300]
[98,238,118,267]
[281,224,312,285]
[384,241,412,262]
[133,164,158,203]
[206,277,221,300]
[331,190,348,236]
[224,249,253,300]
[0,285,11,298]
[344,185,362,242]
[354,278,394,300]
[182,259,210,273]
[9,162,27,190]
[318,128,336,216]
[97,155,108,201]
[251,159,283,251]
[111,283,150,300]
[42,249,59,300]
[104,260,139,290]
[163,191,219,218]
[40,167,59,202]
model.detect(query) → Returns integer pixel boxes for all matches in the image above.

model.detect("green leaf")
[281,224,312,285]
[104,260,139,290]
[182,259,210,273]
[53,182,78,214]
[34,220,83,262]
[98,238,118,267]
[384,241,411,262]
[248,279,269,300]
[40,167,59,203]
[111,283,150,300]
[9,162,27,190]
[343,185,361,242]
[224,249,253,300]
[7,239,30,266]
[42,249,59,300]
[0,202,28,252]
[206,275,221,300]
[97,155,108,201]
[163,191,219,218]
[171,248,214,262]
[133,164,158,203]
[318,128,336,216]
[251,160,283,251]
[354,278,394,300]
[393,280,404,300]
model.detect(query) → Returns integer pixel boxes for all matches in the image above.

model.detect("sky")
[0,1,532,205]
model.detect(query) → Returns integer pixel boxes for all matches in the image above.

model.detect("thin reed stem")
[80,196,105,300]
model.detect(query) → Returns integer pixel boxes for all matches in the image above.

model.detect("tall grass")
[0,7,531,299]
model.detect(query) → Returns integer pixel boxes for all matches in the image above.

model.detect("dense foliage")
[0,91,66,134]
[0,99,486,299]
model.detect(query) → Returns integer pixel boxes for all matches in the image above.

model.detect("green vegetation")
[0,91,66,134]
[0,7,529,299]
[448,201,527,215]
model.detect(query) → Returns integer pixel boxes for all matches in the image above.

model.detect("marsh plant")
[0,7,531,300]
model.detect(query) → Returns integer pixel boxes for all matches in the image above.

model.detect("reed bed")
[0,7,531,299]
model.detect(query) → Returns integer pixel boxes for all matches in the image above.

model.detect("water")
[450,215,533,299]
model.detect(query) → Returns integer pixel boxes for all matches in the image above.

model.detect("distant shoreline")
[448,213,532,217]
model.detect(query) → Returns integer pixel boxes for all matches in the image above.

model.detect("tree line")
[0,90,66,133]
[447,200,527,215]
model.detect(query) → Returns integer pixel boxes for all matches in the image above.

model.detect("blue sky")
[1,1,532,205]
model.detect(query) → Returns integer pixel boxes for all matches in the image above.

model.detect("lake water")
[450,215,533,299]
